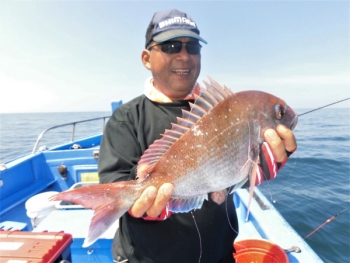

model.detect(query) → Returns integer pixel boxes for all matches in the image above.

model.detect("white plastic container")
[25,191,59,228]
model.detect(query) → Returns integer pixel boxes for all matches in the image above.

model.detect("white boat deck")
[235,188,323,263]
[33,187,323,262]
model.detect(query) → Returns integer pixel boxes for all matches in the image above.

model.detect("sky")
[0,0,349,113]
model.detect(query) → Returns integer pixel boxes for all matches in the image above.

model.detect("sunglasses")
[148,40,202,55]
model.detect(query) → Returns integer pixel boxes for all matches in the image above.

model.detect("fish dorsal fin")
[136,77,233,179]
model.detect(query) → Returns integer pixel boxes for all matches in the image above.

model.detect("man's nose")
[176,43,190,60]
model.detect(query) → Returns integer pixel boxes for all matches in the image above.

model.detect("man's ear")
[141,49,151,70]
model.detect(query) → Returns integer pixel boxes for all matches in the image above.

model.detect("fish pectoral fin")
[245,146,260,221]
[230,177,249,194]
[167,194,208,213]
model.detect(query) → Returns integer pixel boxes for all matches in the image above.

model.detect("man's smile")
[172,69,190,75]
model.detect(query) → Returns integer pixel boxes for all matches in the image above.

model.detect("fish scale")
[51,78,298,247]
[158,100,252,197]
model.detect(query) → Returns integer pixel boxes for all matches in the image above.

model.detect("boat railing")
[31,116,110,154]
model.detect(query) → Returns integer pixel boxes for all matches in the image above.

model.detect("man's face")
[144,37,201,101]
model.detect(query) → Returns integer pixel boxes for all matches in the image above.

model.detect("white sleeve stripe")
[263,142,278,178]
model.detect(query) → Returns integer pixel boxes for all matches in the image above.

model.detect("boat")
[0,101,324,263]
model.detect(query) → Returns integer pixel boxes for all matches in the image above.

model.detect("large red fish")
[51,78,298,247]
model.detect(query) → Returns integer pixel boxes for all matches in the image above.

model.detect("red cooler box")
[0,231,72,263]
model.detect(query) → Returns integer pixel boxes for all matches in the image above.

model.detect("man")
[98,9,297,263]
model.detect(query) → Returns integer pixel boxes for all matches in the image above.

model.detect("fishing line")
[262,179,276,204]
[303,205,350,239]
[191,211,202,263]
[298,98,349,117]
[257,164,277,204]
[267,98,350,207]
[225,187,239,234]
[296,98,350,236]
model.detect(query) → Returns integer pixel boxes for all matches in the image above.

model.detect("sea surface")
[0,109,349,262]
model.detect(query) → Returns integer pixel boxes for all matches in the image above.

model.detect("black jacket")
[98,95,237,263]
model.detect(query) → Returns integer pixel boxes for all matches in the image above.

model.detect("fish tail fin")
[50,181,140,247]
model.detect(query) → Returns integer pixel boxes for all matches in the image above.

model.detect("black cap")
[145,9,207,48]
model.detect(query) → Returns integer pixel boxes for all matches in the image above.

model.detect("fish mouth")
[286,107,299,131]
[291,116,298,130]
[172,69,190,75]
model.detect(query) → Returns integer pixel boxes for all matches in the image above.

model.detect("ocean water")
[0,109,349,262]
[0,112,110,162]
[258,108,350,263]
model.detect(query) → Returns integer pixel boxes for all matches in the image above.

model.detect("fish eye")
[275,104,285,120]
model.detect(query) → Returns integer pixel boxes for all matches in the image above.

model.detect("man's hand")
[264,124,297,163]
[211,190,227,205]
[129,183,174,218]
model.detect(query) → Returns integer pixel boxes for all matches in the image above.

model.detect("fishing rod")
[284,205,350,253]
[295,98,350,238]
[298,98,350,117]
[297,99,350,240]
[304,205,350,239]
[283,98,349,253]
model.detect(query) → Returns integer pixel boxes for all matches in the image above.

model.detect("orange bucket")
[233,239,289,263]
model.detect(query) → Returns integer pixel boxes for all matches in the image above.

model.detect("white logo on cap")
[159,17,196,29]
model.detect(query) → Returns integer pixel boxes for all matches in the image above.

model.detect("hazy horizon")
[1,1,349,113]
